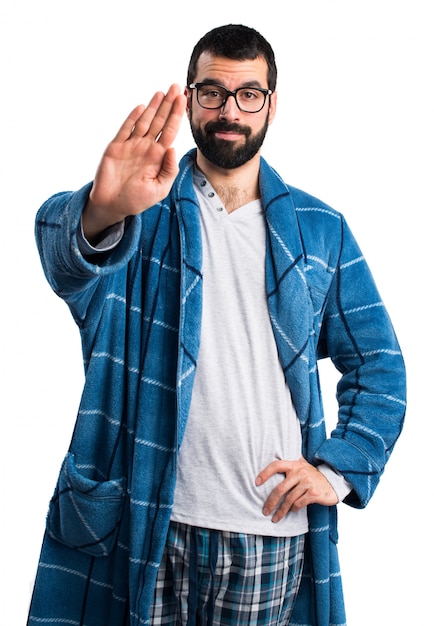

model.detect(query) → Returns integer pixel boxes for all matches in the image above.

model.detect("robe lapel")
[260,160,313,428]
[174,157,204,443]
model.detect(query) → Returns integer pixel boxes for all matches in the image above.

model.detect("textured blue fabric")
[28,150,406,625]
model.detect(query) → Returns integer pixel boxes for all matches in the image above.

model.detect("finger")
[130,85,184,142]
[130,91,167,137]
[277,486,310,521]
[155,93,187,148]
[146,85,185,142]
[255,460,289,485]
[112,104,147,142]
[158,147,179,182]
[262,477,296,517]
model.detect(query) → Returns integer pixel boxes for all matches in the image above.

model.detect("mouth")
[205,121,250,142]
[214,130,245,141]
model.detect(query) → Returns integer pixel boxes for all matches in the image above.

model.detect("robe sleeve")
[35,183,141,327]
[315,217,406,508]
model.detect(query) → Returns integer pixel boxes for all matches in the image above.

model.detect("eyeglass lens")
[197,85,267,112]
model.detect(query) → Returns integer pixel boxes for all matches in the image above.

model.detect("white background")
[1,1,432,623]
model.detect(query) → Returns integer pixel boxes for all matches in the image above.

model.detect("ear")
[267,90,277,125]
[184,86,192,117]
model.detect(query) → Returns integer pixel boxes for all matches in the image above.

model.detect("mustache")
[204,120,251,137]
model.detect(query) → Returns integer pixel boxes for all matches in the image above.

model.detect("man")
[28,24,406,626]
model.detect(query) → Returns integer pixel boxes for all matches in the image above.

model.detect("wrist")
[82,196,126,245]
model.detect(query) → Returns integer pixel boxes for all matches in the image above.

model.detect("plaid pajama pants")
[149,521,305,625]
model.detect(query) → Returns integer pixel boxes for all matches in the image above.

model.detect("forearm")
[81,195,127,246]
[35,184,141,323]
[316,463,353,502]
[316,220,406,506]
[78,210,125,254]
[36,184,94,291]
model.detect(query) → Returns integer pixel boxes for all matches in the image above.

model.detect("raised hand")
[82,84,186,243]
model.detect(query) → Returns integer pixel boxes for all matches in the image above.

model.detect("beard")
[189,112,269,169]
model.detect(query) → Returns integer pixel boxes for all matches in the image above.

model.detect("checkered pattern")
[150,522,305,625]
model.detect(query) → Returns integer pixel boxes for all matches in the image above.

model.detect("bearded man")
[28,24,405,626]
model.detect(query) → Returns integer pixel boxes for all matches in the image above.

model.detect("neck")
[196,151,261,213]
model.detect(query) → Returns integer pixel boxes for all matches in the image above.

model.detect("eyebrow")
[198,79,265,89]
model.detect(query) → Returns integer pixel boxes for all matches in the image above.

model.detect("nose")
[219,94,240,120]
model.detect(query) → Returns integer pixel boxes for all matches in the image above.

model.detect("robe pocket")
[46,452,126,557]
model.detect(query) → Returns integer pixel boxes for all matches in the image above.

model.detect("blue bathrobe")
[28,150,406,626]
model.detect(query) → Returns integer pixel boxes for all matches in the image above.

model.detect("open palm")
[83,84,186,240]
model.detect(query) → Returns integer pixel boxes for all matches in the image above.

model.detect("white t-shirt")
[171,171,309,537]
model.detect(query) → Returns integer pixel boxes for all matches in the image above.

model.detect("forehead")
[193,52,269,87]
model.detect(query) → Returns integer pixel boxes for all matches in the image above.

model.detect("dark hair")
[187,24,277,91]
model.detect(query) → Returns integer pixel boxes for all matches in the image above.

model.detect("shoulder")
[260,158,343,228]
[281,182,347,264]
[287,184,343,225]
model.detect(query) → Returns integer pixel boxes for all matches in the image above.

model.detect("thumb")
[159,147,179,183]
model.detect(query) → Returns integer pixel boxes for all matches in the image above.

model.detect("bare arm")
[82,84,186,244]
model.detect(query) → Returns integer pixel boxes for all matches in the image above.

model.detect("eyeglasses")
[189,82,272,113]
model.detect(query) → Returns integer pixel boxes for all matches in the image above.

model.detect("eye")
[200,86,225,100]
[238,89,261,101]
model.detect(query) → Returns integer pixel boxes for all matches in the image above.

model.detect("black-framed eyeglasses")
[189,82,272,113]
